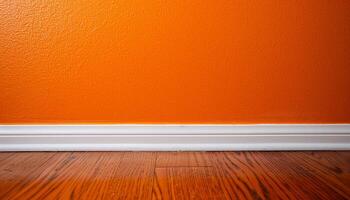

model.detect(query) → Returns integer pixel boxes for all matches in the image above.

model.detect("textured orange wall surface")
[1,0,350,124]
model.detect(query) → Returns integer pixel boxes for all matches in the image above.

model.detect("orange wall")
[1,0,350,124]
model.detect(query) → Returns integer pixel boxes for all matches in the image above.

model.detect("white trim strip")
[1,124,350,135]
[0,124,349,151]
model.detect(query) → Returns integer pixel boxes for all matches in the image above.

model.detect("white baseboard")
[0,124,349,151]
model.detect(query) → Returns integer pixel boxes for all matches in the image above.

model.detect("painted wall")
[1,0,349,124]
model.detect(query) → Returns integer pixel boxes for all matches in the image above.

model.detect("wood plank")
[0,152,157,200]
[213,152,350,200]
[259,152,350,199]
[0,153,14,163]
[152,167,226,200]
[294,151,350,174]
[3,152,123,199]
[212,152,295,200]
[156,152,213,167]
[281,151,350,197]
[106,152,157,199]
[0,152,69,199]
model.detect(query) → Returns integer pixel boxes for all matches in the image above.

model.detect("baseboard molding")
[0,124,349,151]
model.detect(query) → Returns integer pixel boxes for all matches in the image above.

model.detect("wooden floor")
[0,152,349,200]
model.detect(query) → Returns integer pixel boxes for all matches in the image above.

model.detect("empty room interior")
[0,0,349,199]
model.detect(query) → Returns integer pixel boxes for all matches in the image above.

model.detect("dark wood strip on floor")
[0,151,349,200]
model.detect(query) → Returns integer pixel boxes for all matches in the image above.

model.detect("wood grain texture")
[0,152,65,199]
[152,167,225,200]
[0,152,156,200]
[156,152,213,167]
[282,152,350,197]
[106,152,156,199]
[0,153,14,163]
[213,152,350,200]
[0,151,349,200]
